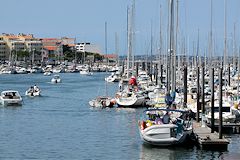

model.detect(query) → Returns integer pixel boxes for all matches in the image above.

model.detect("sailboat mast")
[167,0,175,93]
[224,0,227,69]
[126,7,130,78]
[105,21,108,67]
[131,0,135,72]
[210,0,213,66]
[159,4,163,66]
[115,32,119,66]
[105,21,108,96]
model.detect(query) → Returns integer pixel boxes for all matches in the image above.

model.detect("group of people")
[26,85,40,96]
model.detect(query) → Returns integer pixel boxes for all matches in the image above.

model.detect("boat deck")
[193,122,229,150]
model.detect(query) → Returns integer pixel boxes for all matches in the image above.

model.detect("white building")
[75,42,101,54]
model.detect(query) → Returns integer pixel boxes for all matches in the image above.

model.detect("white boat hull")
[0,90,23,106]
[51,78,61,83]
[89,97,113,108]
[25,90,41,97]
[139,124,192,146]
[80,70,93,75]
[116,95,145,107]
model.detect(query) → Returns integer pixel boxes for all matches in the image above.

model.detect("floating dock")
[193,122,229,150]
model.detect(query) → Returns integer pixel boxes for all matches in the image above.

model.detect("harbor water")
[0,73,240,160]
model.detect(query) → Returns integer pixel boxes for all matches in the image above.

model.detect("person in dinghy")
[26,85,41,97]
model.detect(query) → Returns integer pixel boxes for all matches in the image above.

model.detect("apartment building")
[18,33,43,62]
[0,37,6,61]
[75,42,101,54]
[40,38,63,62]
[0,33,43,62]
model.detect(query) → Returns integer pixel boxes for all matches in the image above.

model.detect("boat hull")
[139,124,192,146]
[0,90,23,106]
[116,96,145,108]
[25,90,41,97]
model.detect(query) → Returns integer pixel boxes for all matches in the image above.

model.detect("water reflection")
[140,143,200,160]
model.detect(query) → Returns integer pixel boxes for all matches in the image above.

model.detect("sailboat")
[89,22,115,108]
[115,2,146,108]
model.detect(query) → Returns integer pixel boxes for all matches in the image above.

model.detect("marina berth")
[0,90,23,106]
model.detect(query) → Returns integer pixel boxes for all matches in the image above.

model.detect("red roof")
[44,46,57,51]
[104,54,117,59]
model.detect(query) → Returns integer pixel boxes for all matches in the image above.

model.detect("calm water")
[0,72,240,160]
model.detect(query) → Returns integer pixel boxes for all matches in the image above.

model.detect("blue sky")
[1,0,240,56]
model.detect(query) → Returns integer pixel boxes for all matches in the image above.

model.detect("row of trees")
[8,45,105,64]
[10,49,42,62]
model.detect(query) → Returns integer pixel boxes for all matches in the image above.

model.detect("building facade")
[0,33,43,63]
[75,42,101,54]
[0,37,6,61]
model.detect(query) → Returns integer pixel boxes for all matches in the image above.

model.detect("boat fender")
[140,121,146,130]
[146,120,152,127]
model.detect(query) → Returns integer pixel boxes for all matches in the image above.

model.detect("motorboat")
[80,68,93,76]
[51,75,61,83]
[138,108,193,146]
[43,71,51,76]
[105,72,120,82]
[25,86,41,97]
[89,96,115,108]
[0,90,23,106]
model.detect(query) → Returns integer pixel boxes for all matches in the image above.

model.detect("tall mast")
[115,32,119,66]
[126,6,130,78]
[159,4,163,66]
[210,0,213,66]
[131,0,135,71]
[105,21,108,67]
[167,0,175,93]
[150,20,153,78]
[224,0,227,69]
[105,21,108,96]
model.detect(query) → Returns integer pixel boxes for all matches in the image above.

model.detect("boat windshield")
[142,108,192,123]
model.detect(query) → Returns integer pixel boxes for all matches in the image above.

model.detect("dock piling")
[211,67,215,133]
[219,67,223,139]
[183,66,187,105]
[197,66,200,122]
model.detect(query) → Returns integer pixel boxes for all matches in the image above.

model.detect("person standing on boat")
[34,84,40,92]
[128,76,137,91]
[34,85,38,92]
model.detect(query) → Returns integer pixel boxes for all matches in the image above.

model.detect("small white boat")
[43,71,51,76]
[0,90,23,106]
[16,67,28,74]
[25,86,41,97]
[80,68,93,76]
[51,75,61,83]
[89,96,115,108]
[138,108,193,146]
[105,73,120,82]
[115,91,145,108]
